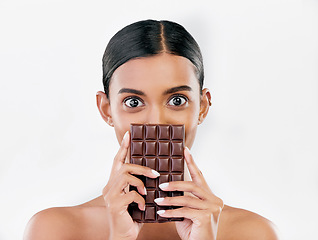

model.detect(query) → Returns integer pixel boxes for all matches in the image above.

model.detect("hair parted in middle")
[102,19,204,98]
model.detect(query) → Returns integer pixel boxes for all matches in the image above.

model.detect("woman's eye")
[168,95,188,106]
[123,97,144,108]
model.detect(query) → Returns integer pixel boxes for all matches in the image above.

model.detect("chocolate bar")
[128,124,185,223]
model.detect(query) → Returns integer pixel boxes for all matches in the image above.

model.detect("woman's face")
[96,53,211,149]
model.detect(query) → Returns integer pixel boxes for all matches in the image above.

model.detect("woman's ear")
[96,91,114,127]
[198,88,212,125]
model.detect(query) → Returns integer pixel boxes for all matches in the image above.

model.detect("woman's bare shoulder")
[24,196,108,240]
[24,207,80,240]
[218,205,280,240]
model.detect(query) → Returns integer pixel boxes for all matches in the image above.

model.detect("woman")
[24,19,279,240]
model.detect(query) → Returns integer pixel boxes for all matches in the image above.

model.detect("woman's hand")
[102,131,160,240]
[155,147,224,240]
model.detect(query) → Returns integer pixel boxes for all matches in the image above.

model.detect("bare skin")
[24,54,280,240]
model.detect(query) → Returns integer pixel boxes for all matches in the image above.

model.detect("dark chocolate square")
[158,190,169,198]
[131,125,144,140]
[145,177,156,188]
[146,190,156,203]
[145,141,157,156]
[158,157,170,172]
[171,158,183,172]
[158,141,170,156]
[171,173,183,181]
[158,125,170,140]
[131,141,143,156]
[171,125,184,140]
[145,206,156,220]
[159,173,169,185]
[131,157,143,166]
[171,142,183,156]
[145,157,156,169]
[145,125,157,139]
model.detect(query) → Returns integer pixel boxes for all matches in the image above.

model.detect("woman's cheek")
[184,107,200,148]
[111,110,131,143]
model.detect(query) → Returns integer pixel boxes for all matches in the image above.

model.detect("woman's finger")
[184,147,207,186]
[120,163,160,179]
[111,131,130,172]
[157,207,213,224]
[123,190,146,212]
[154,195,209,210]
[106,190,146,214]
[115,173,147,196]
[159,181,208,200]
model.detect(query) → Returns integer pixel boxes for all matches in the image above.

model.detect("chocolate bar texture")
[128,124,185,223]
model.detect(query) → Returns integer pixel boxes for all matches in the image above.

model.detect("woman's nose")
[145,106,166,124]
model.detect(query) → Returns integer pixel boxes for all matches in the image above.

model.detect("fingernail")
[159,182,169,189]
[151,169,160,177]
[140,205,145,211]
[144,187,147,195]
[185,146,191,154]
[122,131,127,142]
[124,131,129,140]
[157,210,165,215]
[122,131,129,146]
[154,198,164,204]
[184,147,191,160]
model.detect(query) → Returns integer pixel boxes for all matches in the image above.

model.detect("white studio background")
[0,0,317,239]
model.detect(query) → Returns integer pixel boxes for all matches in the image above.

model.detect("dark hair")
[102,19,204,98]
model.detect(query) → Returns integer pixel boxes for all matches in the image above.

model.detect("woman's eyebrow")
[163,85,192,95]
[118,88,145,96]
[117,85,192,96]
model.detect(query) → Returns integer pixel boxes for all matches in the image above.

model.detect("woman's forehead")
[109,54,200,94]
